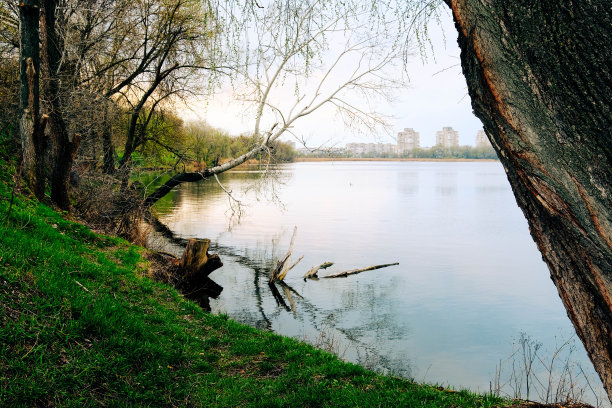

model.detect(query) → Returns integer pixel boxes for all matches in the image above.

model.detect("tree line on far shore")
[299,145,498,160]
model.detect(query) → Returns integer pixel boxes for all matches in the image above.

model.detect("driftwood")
[303,262,334,280]
[323,263,399,278]
[270,226,302,282]
[281,255,304,279]
[179,238,223,283]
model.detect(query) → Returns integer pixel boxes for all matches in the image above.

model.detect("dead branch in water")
[303,262,334,280]
[323,263,399,278]
[270,226,300,282]
[279,255,304,280]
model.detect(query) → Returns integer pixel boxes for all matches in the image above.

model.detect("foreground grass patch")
[0,174,513,407]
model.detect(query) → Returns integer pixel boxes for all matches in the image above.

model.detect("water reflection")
[397,171,420,195]
[149,161,604,399]
[182,277,223,312]
[435,171,458,195]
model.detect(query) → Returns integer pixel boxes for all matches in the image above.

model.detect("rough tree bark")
[179,238,223,282]
[18,0,47,199]
[41,0,81,211]
[445,0,611,400]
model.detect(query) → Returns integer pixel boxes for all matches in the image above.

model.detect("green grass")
[0,157,514,407]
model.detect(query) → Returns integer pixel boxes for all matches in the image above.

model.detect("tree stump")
[179,238,223,284]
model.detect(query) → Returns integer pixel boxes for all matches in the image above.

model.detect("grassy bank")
[0,164,512,407]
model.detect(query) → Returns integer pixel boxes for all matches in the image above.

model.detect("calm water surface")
[149,161,602,398]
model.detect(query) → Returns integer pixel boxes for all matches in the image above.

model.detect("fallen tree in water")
[323,263,399,279]
[303,262,334,280]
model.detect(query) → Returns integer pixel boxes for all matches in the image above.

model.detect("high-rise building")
[475,129,491,148]
[397,128,420,153]
[436,127,459,147]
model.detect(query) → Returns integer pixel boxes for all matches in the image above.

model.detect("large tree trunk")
[18,0,46,199]
[445,0,611,400]
[41,0,80,211]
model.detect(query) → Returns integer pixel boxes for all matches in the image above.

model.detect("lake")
[147,160,606,404]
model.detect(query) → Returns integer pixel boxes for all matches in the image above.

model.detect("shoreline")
[294,157,499,162]
[134,157,499,172]
[0,166,514,407]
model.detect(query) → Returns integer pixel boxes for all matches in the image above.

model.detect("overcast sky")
[183,6,484,148]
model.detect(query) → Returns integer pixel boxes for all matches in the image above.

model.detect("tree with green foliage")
[9,0,610,400]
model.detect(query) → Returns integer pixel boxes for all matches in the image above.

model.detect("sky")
[182,6,484,148]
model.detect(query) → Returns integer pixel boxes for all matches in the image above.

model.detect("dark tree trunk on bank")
[41,0,80,211]
[445,0,611,400]
[102,104,115,174]
[117,63,179,172]
[19,0,46,199]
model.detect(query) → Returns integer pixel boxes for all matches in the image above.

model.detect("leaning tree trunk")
[445,0,611,400]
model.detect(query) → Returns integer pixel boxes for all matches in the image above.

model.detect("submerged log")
[179,238,223,283]
[303,262,334,280]
[323,263,399,278]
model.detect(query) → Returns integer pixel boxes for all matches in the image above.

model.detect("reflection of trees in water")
[152,165,293,231]
[336,281,412,376]
[150,216,413,377]
[140,164,292,219]
[215,242,413,377]
[476,185,509,193]
[435,171,458,196]
[397,171,420,195]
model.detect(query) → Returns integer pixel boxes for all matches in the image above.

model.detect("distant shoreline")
[294,157,499,162]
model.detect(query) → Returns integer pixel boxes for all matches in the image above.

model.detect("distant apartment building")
[296,147,344,156]
[397,128,420,153]
[379,143,396,155]
[345,143,365,155]
[436,126,459,147]
[345,142,395,156]
[475,129,492,148]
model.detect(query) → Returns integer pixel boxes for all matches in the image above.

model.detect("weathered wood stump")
[179,238,223,285]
